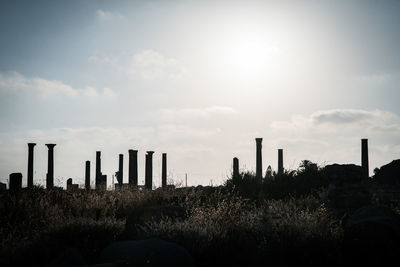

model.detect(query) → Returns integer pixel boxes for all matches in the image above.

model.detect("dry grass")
[0,186,345,266]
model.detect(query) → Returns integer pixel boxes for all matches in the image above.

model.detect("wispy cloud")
[130,50,188,81]
[96,9,123,21]
[0,72,116,99]
[270,109,398,131]
[310,109,394,124]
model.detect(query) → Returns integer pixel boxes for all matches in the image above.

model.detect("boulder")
[99,238,194,267]
[324,164,363,184]
[47,247,85,267]
[125,205,186,238]
[343,205,400,264]
[374,159,400,185]
[328,190,371,211]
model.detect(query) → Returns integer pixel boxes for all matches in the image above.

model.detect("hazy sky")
[1,0,400,188]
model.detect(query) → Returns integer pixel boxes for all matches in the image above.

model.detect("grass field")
[1,163,399,266]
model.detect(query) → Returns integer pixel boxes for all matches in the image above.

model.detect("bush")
[226,160,330,201]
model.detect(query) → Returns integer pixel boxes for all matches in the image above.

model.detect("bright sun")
[220,32,282,80]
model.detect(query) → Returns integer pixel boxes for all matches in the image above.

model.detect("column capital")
[28,143,36,147]
[46,144,56,149]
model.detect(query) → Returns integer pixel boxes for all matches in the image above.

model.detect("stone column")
[100,174,107,191]
[117,154,123,185]
[145,151,154,190]
[9,173,22,193]
[46,144,56,189]
[361,139,369,179]
[95,151,101,189]
[278,149,284,175]
[233,157,239,181]
[255,138,263,179]
[162,153,167,189]
[67,178,73,190]
[27,143,36,188]
[128,150,138,186]
[85,161,90,190]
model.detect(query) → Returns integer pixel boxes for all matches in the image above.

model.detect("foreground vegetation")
[1,161,399,266]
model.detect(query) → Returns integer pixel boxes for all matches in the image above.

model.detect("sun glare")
[219,31,282,81]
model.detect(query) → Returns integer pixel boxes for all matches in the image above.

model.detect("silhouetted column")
[255,138,263,179]
[361,139,369,179]
[117,154,123,185]
[95,151,101,189]
[27,143,36,188]
[67,178,73,190]
[128,150,138,186]
[85,161,90,190]
[278,149,284,175]
[46,144,56,189]
[101,174,107,191]
[162,153,167,189]
[9,173,22,193]
[233,157,239,181]
[145,151,154,190]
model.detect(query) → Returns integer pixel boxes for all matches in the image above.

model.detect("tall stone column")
[95,151,101,189]
[361,139,369,179]
[278,149,284,175]
[255,138,263,179]
[117,154,123,185]
[46,144,56,189]
[162,153,167,189]
[85,161,90,190]
[27,143,36,188]
[145,151,154,190]
[233,157,239,181]
[128,150,138,186]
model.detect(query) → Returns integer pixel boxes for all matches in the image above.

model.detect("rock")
[343,205,400,264]
[324,164,363,184]
[374,159,400,185]
[125,205,186,238]
[80,262,126,267]
[99,238,194,267]
[344,205,400,236]
[329,190,371,211]
[47,247,85,267]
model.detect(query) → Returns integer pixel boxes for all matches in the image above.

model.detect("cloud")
[88,50,188,83]
[96,9,123,21]
[270,109,399,131]
[130,50,187,81]
[0,72,116,99]
[310,109,393,124]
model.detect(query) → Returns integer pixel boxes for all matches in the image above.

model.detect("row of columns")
[233,138,369,179]
[5,138,371,190]
[93,150,167,190]
[27,143,56,189]
[24,143,168,190]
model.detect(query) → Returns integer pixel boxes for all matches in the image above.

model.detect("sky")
[1,0,400,188]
